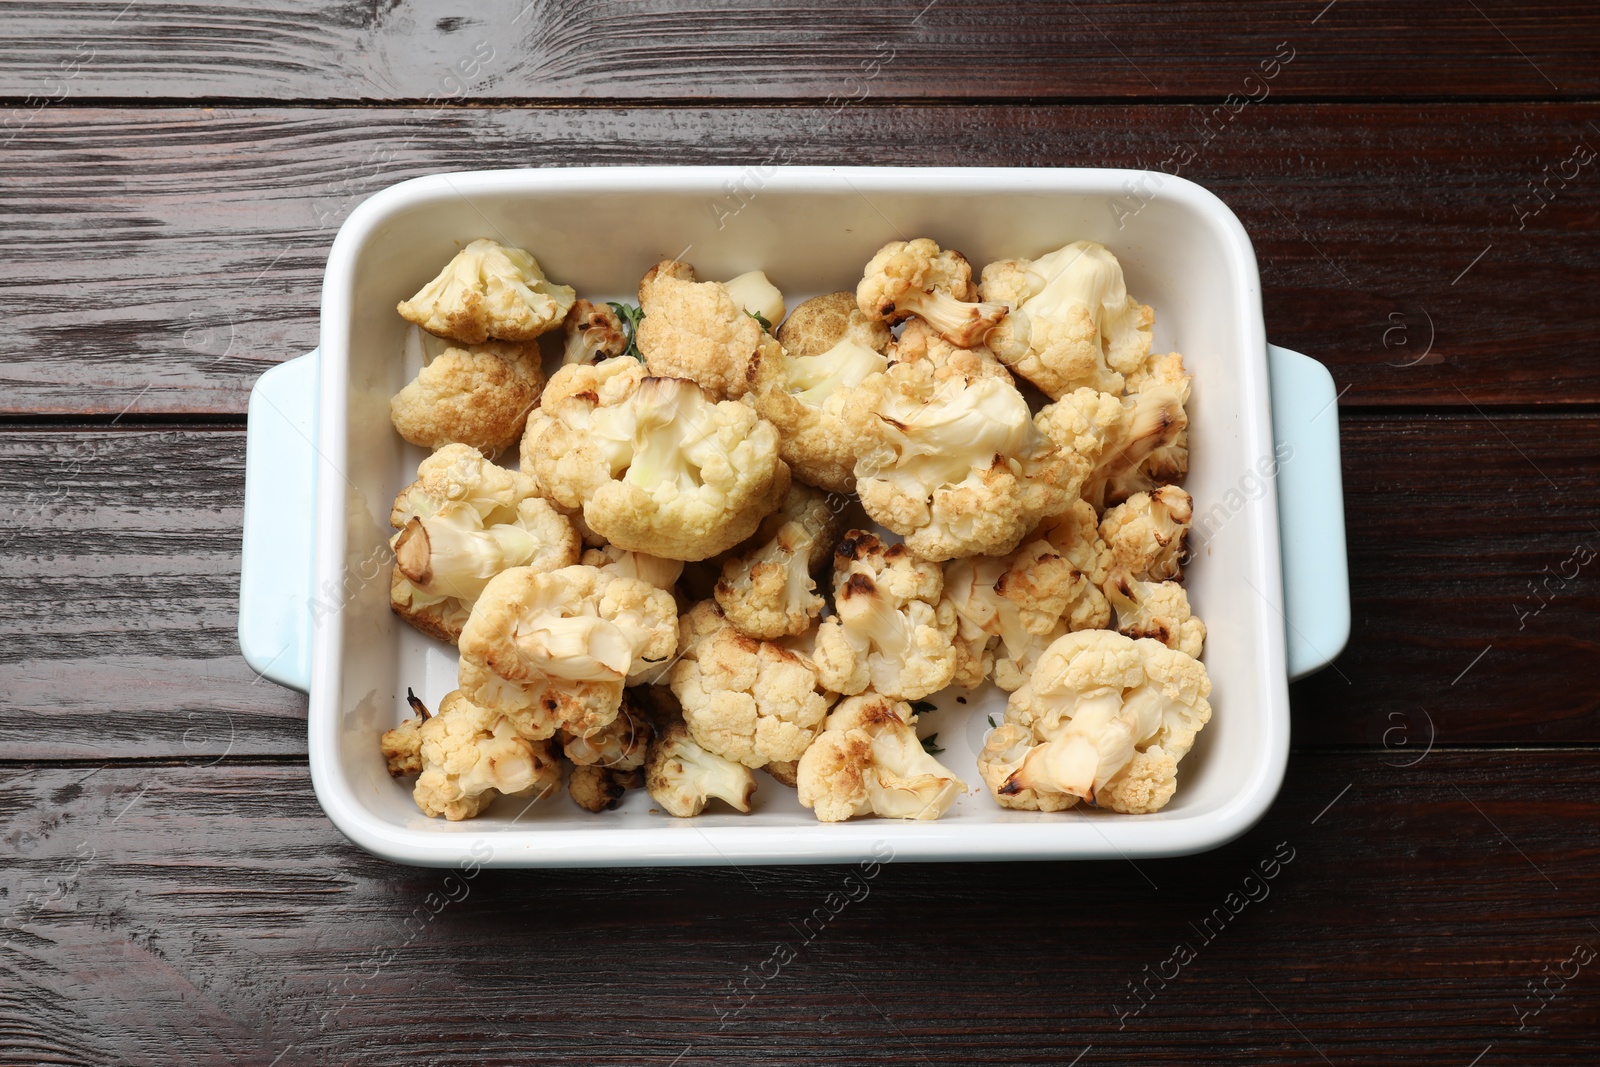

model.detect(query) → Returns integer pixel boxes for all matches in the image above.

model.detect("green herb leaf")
[986,715,997,728]
[607,301,647,361]
[909,699,938,716]
[920,734,945,755]
[746,309,773,332]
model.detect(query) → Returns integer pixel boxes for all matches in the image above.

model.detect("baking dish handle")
[237,349,319,693]
[1268,344,1351,681]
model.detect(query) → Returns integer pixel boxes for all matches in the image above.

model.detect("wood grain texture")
[1,751,1596,1065]
[4,413,1596,758]
[2,103,1596,417]
[1,1,1597,102]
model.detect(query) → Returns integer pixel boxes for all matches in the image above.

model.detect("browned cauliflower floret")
[388,444,580,644]
[1099,485,1193,582]
[635,260,782,400]
[669,601,835,768]
[1121,351,1192,484]
[978,630,1211,814]
[390,340,544,457]
[379,688,432,777]
[581,543,684,593]
[943,500,1113,691]
[813,531,958,700]
[381,689,563,821]
[846,357,1089,560]
[560,689,654,769]
[563,299,629,366]
[645,717,757,817]
[398,239,576,344]
[980,240,1153,398]
[796,693,967,822]
[856,238,1006,347]
[1105,574,1206,659]
[456,564,678,741]
[1037,385,1188,512]
[523,357,790,561]
[752,291,892,494]
[889,316,1014,385]
[714,484,841,640]
[568,764,642,812]
[765,759,800,787]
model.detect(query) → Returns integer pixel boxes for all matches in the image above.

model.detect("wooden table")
[3,3,1597,1063]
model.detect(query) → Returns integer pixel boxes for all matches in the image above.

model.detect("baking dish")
[238,166,1349,868]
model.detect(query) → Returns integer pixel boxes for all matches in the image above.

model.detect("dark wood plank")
[1,750,1596,1065]
[1,1,1596,102]
[2,103,1596,417]
[4,414,1597,757]
[0,428,306,760]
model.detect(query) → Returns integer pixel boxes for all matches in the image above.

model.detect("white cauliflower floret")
[1121,350,1192,483]
[635,260,782,399]
[846,357,1089,560]
[388,444,579,644]
[1105,574,1206,659]
[645,717,758,817]
[389,339,544,457]
[581,543,684,592]
[524,357,790,561]
[670,601,834,768]
[1037,385,1188,512]
[456,564,678,741]
[1099,485,1193,581]
[720,270,786,327]
[980,240,1153,398]
[796,693,968,822]
[753,291,892,494]
[563,299,630,365]
[978,630,1211,814]
[943,500,1112,691]
[381,689,563,821]
[714,484,840,640]
[813,531,958,700]
[856,238,1006,347]
[398,239,576,344]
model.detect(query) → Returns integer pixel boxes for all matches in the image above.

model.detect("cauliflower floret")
[380,689,563,821]
[765,760,800,787]
[714,484,840,640]
[524,358,790,561]
[857,238,1006,347]
[753,291,893,494]
[670,601,835,768]
[978,630,1211,814]
[1099,485,1193,582]
[846,358,1089,560]
[389,340,544,457]
[943,499,1112,691]
[398,239,576,344]
[1038,385,1188,512]
[560,689,654,769]
[581,543,684,593]
[1121,351,1192,484]
[796,693,968,822]
[457,564,678,740]
[634,260,782,400]
[388,444,580,644]
[813,531,958,700]
[568,764,642,812]
[1105,573,1206,658]
[645,717,757,817]
[563,299,630,365]
[979,240,1153,398]
[889,316,1013,385]
[720,270,786,327]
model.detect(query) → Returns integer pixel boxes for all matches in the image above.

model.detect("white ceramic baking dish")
[238,167,1349,868]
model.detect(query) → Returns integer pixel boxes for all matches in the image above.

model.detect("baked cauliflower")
[388,443,580,644]
[563,299,630,365]
[943,499,1113,691]
[980,240,1153,398]
[581,543,684,593]
[752,291,892,493]
[813,531,958,700]
[796,693,968,822]
[978,630,1211,814]
[635,260,782,400]
[1037,384,1188,512]
[398,239,576,344]
[670,601,835,768]
[857,238,1006,347]
[1099,485,1193,582]
[456,564,679,741]
[1121,350,1192,484]
[846,357,1089,560]
[714,483,841,640]
[889,316,1013,385]
[568,764,643,813]
[720,270,786,327]
[1105,574,1206,658]
[645,717,758,817]
[561,688,654,769]
[523,357,790,561]
[389,339,544,457]
[381,689,563,821]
